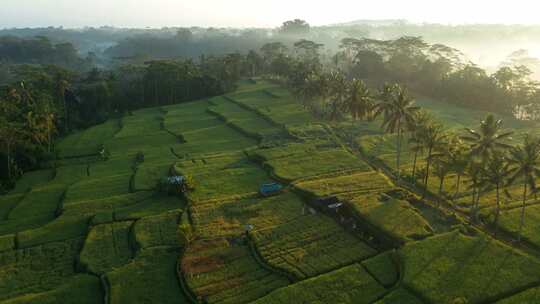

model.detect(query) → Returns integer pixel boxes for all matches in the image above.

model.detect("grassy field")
[496,286,540,303]
[294,170,393,197]
[79,221,134,275]
[254,145,371,182]
[107,246,189,304]
[497,204,540,248]
[348,194,433,241]
[252,263,386,304]
[191,192,304,239]
[1,274,103,304]
[181,238,289,303]
[251,214,377,280]
[400,230,540,304]
[174,153,270,202]
[4,79,540,303]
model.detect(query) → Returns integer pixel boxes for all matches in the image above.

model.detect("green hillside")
[2,79,540,304]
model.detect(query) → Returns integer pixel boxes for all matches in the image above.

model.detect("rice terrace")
[3,1,540,303]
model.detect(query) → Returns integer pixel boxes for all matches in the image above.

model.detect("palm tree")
[421,122,446,198]
[0,119,25,180]
[507,135,540,242]
[374,84,420,182]
[344,79,374,120]
[447,136,469,200]
[408,110,431,180]
[327,71,347,121]
[462,114,513,161]
[467,161,484,223]
[478,153,511,236]
[462,115,513,222]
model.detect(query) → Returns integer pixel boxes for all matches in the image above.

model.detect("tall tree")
[479,153,511,236]
[420,122,446,197]
[462,114,514,162]
[374,84,420,182]
[344,79,374,120]
[507,135,540,242]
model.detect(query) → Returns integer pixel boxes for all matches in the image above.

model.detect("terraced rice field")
[251,214,377,279]
[252,263,386,304]
[4,79,540,304]
[181,238,289,304]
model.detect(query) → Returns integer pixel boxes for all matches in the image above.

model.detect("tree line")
[261,39,539,243]
[0,53,253,190]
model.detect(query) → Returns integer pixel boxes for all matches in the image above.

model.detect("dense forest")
[2,19,540,191]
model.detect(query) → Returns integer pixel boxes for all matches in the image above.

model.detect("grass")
[373,288,423,304]
[57,119,120,158]
[114,194,185,220]
[7,184,64,220]
[208,96,282,138]
[191,192,304,239]
[400,230,540,304]
[294,170,393,197]
[133,210,182,249]
[251,214,377,280]
[0,234,14,252]
[174,153,270,202]
[17,214,90,248]
[496,286,540,303]
[107,246,189,304]
[9,169,55,194]
[262,147,371,182]
[2,274,103,304]
[64,174,131,204]
[79,221,134,275]
[361,251,399,287]
[348,194,433,241]
[252,263,386,304]
[0,194,24,220]
[498,203,540,247]
[181,238,289,304]
[227,89,313,127]
[115,108,163,138]
[0,238,84,301]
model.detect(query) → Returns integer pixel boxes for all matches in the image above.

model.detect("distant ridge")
[328,19,408,27]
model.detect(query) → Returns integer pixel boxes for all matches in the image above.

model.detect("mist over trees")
[3,19,540,190]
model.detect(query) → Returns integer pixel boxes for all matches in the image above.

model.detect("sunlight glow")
[1,0,540,28]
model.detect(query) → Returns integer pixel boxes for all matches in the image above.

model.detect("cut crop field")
[181,238,289,304]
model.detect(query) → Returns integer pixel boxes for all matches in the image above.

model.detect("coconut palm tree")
[421,122,446,198]
[374,84,420,182]
[462,114,513,162]
[447,135,469,200]
[408,110,432,180]
[478,153,511,236]
[344,79,374,120]
[466,160,485,223]
[507,135,540,242]
[327,71,347,121]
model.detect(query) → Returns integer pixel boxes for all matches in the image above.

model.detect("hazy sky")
[1,0,539,28]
